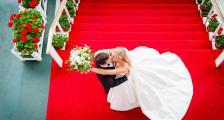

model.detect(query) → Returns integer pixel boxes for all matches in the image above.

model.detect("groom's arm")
[90,65,129,75]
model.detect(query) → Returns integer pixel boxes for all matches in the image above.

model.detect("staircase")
[47,0,224,119]
[66,0,212,50]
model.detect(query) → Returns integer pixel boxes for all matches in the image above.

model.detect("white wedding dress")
[107,46,193,120]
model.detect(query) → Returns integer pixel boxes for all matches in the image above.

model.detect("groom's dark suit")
[96,63,128,93]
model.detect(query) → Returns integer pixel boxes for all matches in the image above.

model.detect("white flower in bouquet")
[66,45,94,73]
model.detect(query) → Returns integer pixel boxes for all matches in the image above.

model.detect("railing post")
[216,50,224,67]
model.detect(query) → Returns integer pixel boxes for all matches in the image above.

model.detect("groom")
[95,52,127,93]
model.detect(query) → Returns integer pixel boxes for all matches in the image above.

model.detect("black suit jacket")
[96,63,128,93]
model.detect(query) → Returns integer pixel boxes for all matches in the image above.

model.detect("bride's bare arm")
[90,65,129,75]
[95,49,114,56]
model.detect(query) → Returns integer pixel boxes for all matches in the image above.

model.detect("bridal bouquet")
[66,45,94,73]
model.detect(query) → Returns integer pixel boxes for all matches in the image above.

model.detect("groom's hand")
[89,67,97,73]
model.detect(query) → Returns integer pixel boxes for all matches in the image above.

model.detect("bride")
[90,46,193,120]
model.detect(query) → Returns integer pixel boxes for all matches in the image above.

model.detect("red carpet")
[47,0,224,119]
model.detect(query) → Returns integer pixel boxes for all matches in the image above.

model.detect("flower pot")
[60,34,69,50]
[12,44,41,61]
[214,35,224,49]
[52,33,69,50]
[11,13,47,61]
[19,0,48,18]
[11,31,45,61]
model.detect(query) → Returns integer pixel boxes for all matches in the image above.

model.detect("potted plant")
[52,34,68,49]
[18,0,40,9]
[66,0,76,18]
[215,35,224,49]
[8,9,45,60]
[207,14,219,32]
[199,0,212,17]
[56,10,71,32]
[18,0,48,19]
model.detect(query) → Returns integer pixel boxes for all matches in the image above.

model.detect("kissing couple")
[90,46,193,120]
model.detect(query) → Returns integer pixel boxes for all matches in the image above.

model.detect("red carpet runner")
[47,0,224,119]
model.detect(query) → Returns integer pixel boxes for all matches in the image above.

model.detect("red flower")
[19,23,23,27]
[34,44,38,49]
[212,14,218,19]
[20,35,28,42]
[21,29,27,35]
[32,16,36,20]
[218,28,223,35]
[16,14,22,19]
[29,0,38,8]
[10,14,15,21]
[56,27,60,32]
[63,28,67,32]
[18,0,21,3]
[34,27,39,33]
[8,21,13,27]
[33,36,39,42]
[26,23,32,29]
[41,25,45,30]
[27,28,32,32]
[60,0,63,2]
[62,10,66,15]
[201,6,207,11]
[13,38,17,43]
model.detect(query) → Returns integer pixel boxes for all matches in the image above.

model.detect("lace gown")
[107,46,193,120]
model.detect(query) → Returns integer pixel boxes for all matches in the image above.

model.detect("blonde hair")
[112,47,126,60]
[112,47,131,66]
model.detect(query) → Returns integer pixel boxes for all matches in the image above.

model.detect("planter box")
[19,0,48,18]
[11,18,47,61]
[198,5,214,25]
[52,32,69,50]
[198,8,209,24]
[59,32,69,50]
[55,3,77,28]
[206,23,221,41]
[56,24,72,34]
